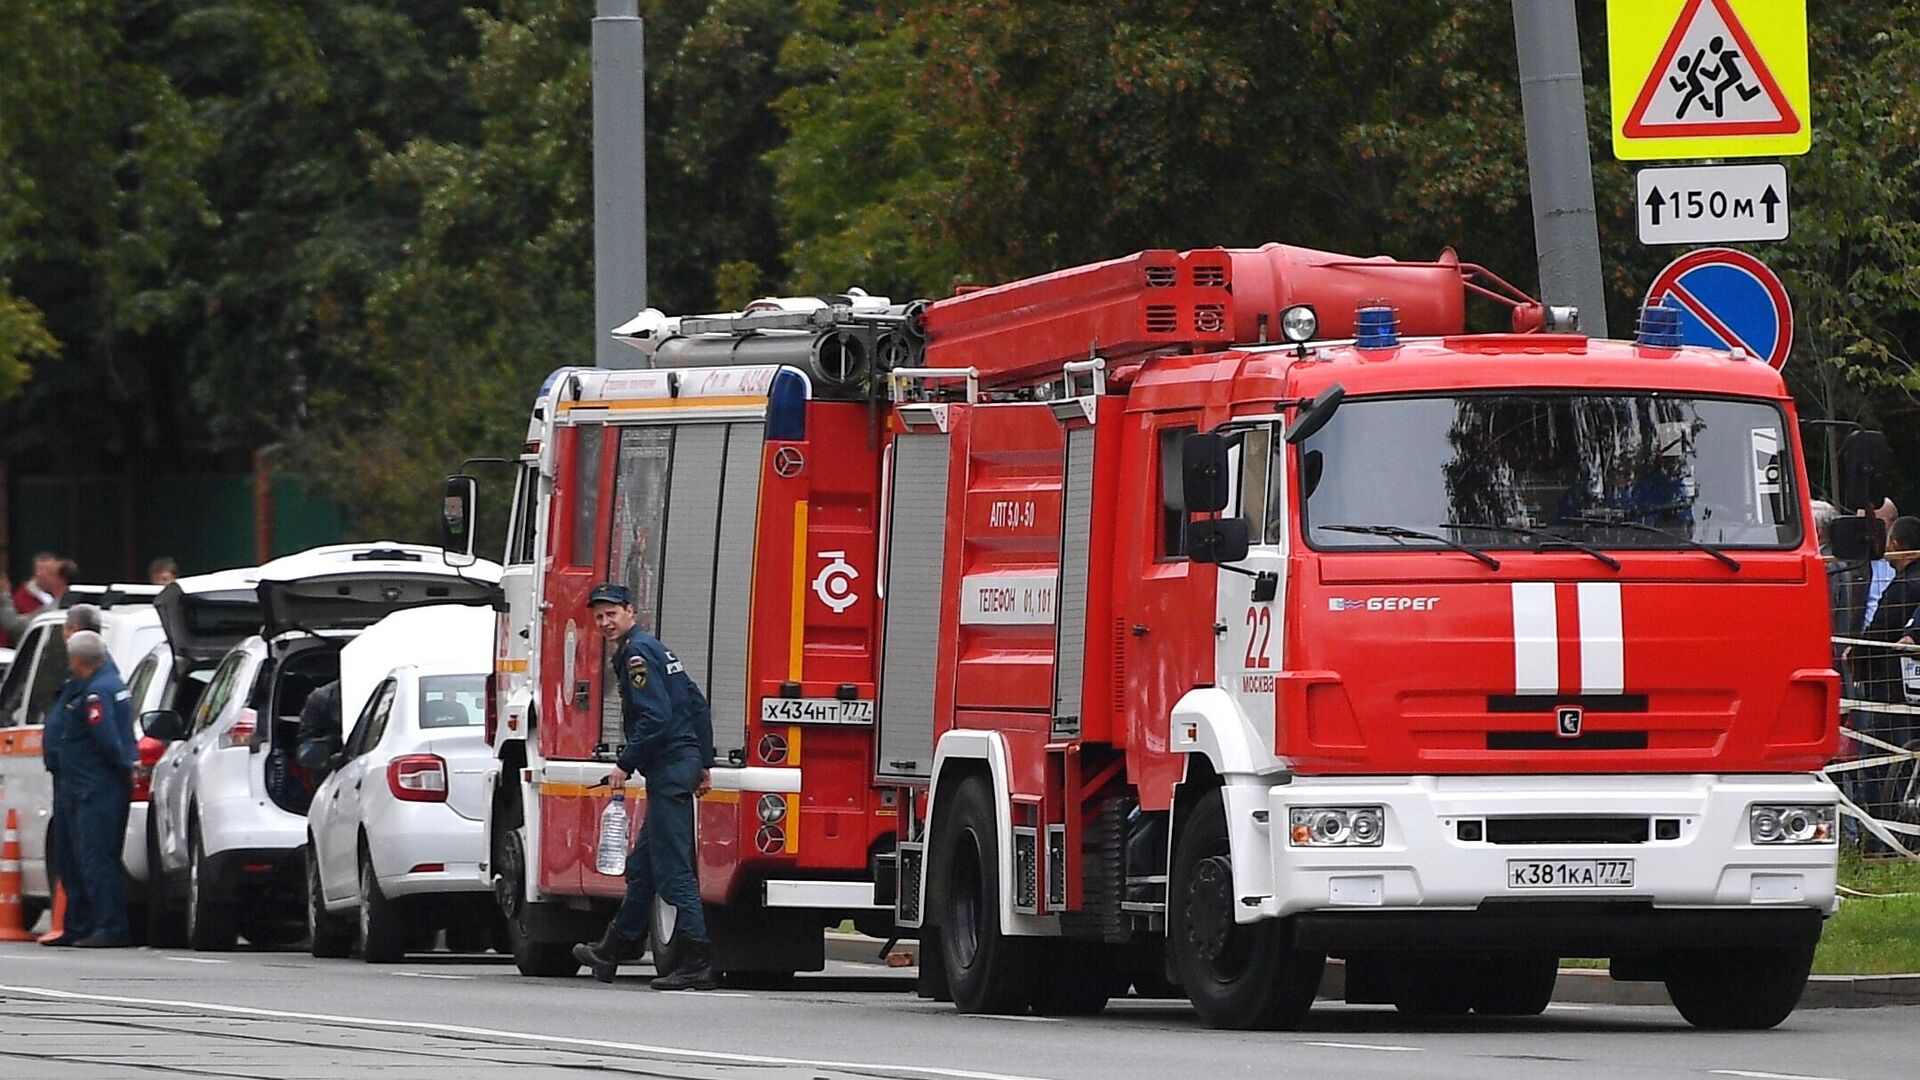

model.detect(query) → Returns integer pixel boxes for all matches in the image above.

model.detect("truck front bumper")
[1224,772,1837,927]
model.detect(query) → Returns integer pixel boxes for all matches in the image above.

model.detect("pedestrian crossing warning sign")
[1609,0,1811,160]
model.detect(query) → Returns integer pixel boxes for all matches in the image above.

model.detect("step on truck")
[881,244,1838,1031]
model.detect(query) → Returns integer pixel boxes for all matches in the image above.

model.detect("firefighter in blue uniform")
[572,584,718,990]
[38,605,107,947]
[57,629,136,947]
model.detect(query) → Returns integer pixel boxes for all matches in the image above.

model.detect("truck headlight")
[1289,807,1385,848]
[1749,804,1835,845]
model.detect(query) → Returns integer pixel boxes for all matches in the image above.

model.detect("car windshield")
[1299,393,1799,551]
[418,674,486,729]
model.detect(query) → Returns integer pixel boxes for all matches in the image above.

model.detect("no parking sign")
[1643,247,1793,368]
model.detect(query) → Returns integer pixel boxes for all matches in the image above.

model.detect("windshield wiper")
[1319,523,1501,570]
[1560,516,1742,571]
[1442,522,1622,571]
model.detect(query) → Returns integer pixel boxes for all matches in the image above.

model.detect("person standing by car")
[571,583,717,991]
[0,552,66,646]
[56,629,136,947]
[38,604,108,947]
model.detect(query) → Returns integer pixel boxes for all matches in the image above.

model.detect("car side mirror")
[1187,517,1251,565]
[1840,429,1892,513]
[141,710,185,742]
[441,474,479,568]
[1181,433,1232,513]
[326,751,347,773]
[1829,515,1874,563]
[1285,384,1346,445]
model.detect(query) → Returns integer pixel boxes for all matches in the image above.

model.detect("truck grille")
[1483,817,1651,845]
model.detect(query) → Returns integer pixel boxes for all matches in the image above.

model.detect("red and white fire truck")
[453,242,1837,1029]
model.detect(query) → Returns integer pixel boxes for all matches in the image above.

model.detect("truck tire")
[1665,944,1815,1030]
[306,846,353,958]
[146,819,187,948]
[1030,939,1120,1016]
[649,896,686,978]
[496,827,582,978]
[917,926,954,1001]
[1471,954,1558,1016]
[1170,788,1323,1030]
[185,825,238,952]
[1391,961,1472,1016]
[936,776,1038,1014]
[358,852,408,963]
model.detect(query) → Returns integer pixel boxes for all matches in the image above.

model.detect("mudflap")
[709,906,826,975]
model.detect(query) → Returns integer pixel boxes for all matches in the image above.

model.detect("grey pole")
[1512,0,1609,337]
[593,0,647,368]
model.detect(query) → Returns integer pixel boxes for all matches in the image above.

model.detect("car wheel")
[1169,788,1323,1030]
[358,850,408,964]
[186,823,238,952]
[145,817,187,948]
[937,776,1038,1015]
[307,845,353,959]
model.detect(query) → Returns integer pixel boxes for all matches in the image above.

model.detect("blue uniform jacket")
[56,663,135,794]
[42,657,117,778]
[611,626,714,781]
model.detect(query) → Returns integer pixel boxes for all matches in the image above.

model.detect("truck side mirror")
[141,710,185,743]
[1181,433,1232,513]
[441,474,479,568]
[1187,517,1251,565]
[1840,429,1891,513]
[1828,515,1874,563]
[1285,384,1346,445]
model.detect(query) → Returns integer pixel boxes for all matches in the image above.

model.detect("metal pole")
[593,0,647,368]
[1512,0,1609,337]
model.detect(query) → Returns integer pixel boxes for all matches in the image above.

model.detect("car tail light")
[221,709,257,750]
[484,671,500,746]
[388,754,448,802]
[131,736,166,802]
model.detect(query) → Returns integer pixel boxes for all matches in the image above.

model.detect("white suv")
[144,543,499,950]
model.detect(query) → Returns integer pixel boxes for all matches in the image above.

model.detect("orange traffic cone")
[1,808,36,941]
[35,884,67,943]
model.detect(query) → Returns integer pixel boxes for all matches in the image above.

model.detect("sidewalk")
[824,933,1920,1008]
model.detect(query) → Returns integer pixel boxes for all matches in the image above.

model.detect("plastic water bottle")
[595,792,630,876]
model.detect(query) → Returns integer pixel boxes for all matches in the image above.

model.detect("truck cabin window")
[1158,427,1196,559]
[1299,394,1800,551]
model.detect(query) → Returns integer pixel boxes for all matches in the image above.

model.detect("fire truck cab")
[878,245,1839,1031]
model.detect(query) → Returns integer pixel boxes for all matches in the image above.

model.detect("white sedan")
[305,660,500,961]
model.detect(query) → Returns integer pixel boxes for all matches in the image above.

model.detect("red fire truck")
[448,243,1836,1029]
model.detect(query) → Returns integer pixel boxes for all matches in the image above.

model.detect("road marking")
[1544,1003,1594,1012]
[960,1014,1061,1023]
[391,972,472,981]
[1300,1041,1424,1053]
[703,991,753,999]
[1712,1072,1851,1080]
[165,957,228,965]
[0,984,1058,1080]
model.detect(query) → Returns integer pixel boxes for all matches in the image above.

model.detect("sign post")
[1635,163,1788,245]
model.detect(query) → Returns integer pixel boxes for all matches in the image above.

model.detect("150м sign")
[1636,163,1787,245]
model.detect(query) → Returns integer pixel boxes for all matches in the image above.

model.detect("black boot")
[572,926,646,984]
[651,937,717,991]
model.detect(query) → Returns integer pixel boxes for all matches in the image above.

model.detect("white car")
[144,542,499,951]
[307,605,499,961]
[0,591,165,929]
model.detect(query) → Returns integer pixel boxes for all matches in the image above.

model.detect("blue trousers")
[609,754,707,944]
[56,775,130,941]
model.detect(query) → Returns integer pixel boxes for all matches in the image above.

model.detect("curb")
[826,935,1920,1008]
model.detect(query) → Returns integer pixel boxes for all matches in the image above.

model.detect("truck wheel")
[146,819,187,948]
[1666,944,1815,1030]
[917,926,954,1001]
[1030,939,1119,1016]
[1170,788,1323,1030]
[358,852,409,963]
[1471,954,1558,1016]
[186,825,238,952]
[306,846,353,958]
[649,896,686,978]
[1391,961,1472,1016]
[937,776,1037,1014]
[496,827,581,977]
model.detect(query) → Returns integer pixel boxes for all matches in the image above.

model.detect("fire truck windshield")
[1298,393,1800,553]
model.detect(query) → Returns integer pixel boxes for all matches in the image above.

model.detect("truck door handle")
[573,681,591,709]
[1131,624,1150,637]
[887,759,919,771]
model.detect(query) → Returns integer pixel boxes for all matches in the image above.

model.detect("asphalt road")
[0,941,1915,1080]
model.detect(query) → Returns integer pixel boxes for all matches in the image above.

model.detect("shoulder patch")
[85,696,105,727]
[626,653,648,690]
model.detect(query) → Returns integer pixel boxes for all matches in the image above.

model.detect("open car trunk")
[156,569,265,667]
[258,638,343,816]
[257,568,498,638]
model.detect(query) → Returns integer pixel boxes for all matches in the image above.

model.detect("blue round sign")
[1644,248,1793,368]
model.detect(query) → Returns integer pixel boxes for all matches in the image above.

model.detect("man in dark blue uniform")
[572,583,717,991]
[38,604,107,947]
[57,629,136,947]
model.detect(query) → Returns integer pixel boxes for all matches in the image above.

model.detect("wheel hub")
[1187,856,1235,963]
